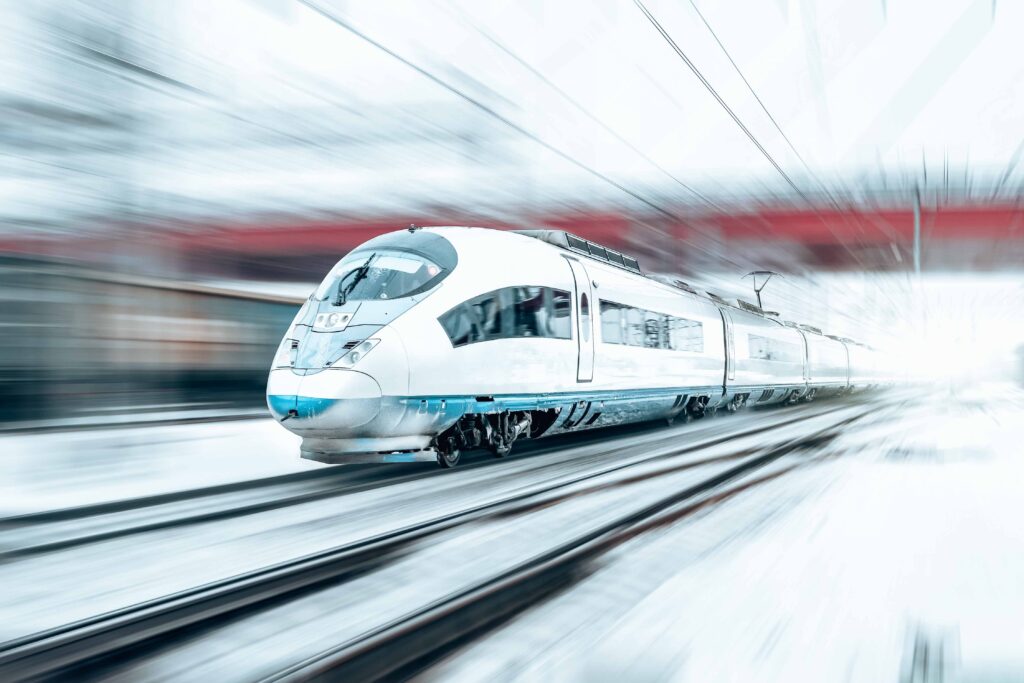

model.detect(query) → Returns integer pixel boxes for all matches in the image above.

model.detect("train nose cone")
[267,369,382,432]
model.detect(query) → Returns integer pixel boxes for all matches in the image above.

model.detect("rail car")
[267,226,882,466]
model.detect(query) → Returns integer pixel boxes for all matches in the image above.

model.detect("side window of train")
[642,310,662,348]
[625,307,645,346]
[598,299,702,352]
[504,286,571,340]
[472,291,502,339]
[547,288,572,339]
[439,302,483,347]
[438,287,571,347]
[749,333,801,362]
[599,300,625,344]
[669,317,703,352]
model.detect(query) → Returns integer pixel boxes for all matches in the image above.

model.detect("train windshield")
[314,249,443,303]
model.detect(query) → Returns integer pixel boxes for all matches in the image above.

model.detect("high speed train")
[267,226,882,467]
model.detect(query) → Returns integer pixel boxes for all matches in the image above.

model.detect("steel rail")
[0,401,871,681]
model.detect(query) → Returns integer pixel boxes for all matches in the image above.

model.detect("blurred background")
[4,3,1024,681]
[1,0,1023,425]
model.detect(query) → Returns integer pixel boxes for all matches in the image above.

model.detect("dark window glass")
[509,286,542,337]
[439,287,571,346]
[643,310,662,348]
[566,235,589,252]
[548,288,572,339]
[605,251,625,266]
[439,304,481,347]
[580,293,591,342]
[471,292,502,338]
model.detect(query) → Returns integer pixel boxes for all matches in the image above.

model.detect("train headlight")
[273,336,298,368]
[333,338,380,368]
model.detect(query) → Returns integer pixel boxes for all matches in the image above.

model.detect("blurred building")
[2,0,1023,423]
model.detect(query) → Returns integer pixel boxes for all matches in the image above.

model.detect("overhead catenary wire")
[454,9,724,212]
[297,0,754,271]
[632,0,803,196]
[636,0,912,322]
[300,0,898,331]
[299,0,688,225]
[686,0,812,173]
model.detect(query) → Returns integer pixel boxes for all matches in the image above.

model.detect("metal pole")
[913,186,921,275]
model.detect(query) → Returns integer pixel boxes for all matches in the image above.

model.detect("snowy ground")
[0,419,313,515]
[424,383,1024,682]
[3,385,1022,682]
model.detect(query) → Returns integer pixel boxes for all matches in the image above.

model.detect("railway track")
[0,402,831,559]
[0,424,637,558]
[0,400,881,681]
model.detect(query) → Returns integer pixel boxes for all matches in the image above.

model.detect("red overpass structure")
[5,200,1024,279]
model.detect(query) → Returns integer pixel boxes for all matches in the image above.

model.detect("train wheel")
[436,448,461,468]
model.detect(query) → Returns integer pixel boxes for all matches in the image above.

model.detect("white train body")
[267,227,880,465]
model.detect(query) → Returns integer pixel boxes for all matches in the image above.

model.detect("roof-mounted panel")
[515,229,642,274]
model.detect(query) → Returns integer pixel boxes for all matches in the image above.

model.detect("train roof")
[513,229,642,275]
[433,226,872,350]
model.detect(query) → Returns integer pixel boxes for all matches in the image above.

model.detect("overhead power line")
[686,0,812,173]
[299,0,695,225]
[633,0,802,196]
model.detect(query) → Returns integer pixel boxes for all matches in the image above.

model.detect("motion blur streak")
[1,0,1023,681]
[3,0,1023,423]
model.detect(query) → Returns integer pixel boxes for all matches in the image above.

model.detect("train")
[267,226,883,467]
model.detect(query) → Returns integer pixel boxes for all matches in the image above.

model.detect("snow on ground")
[0,419,313,515]
[425,383,1024,682]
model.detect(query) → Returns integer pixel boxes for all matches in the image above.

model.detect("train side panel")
[723,308,807,406]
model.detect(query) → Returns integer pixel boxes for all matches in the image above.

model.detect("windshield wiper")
[333,254,375,306]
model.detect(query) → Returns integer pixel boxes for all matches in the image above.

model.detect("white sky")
[2,0,1023,220]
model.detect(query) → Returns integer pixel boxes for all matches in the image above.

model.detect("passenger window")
[471,293,501,339]
[580,293,591,342]
[749,333,800,362]
[670,317,703,352]
[439,303,481,347]
[597,300,704,353]
[625,307,645,346]
[599,300,624,344]
[509,286,542,337]
[643,310,661,348]
[547,288,572,339]
[439,286,571,346]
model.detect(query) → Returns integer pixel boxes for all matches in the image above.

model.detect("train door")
[565,258,594,382]
[721,308,735,382]
[799,332,810,384]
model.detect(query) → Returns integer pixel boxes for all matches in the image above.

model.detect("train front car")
[267,228,459,464]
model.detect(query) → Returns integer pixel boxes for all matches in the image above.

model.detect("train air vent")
[342,340,362,350]
[514,229,642,274]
